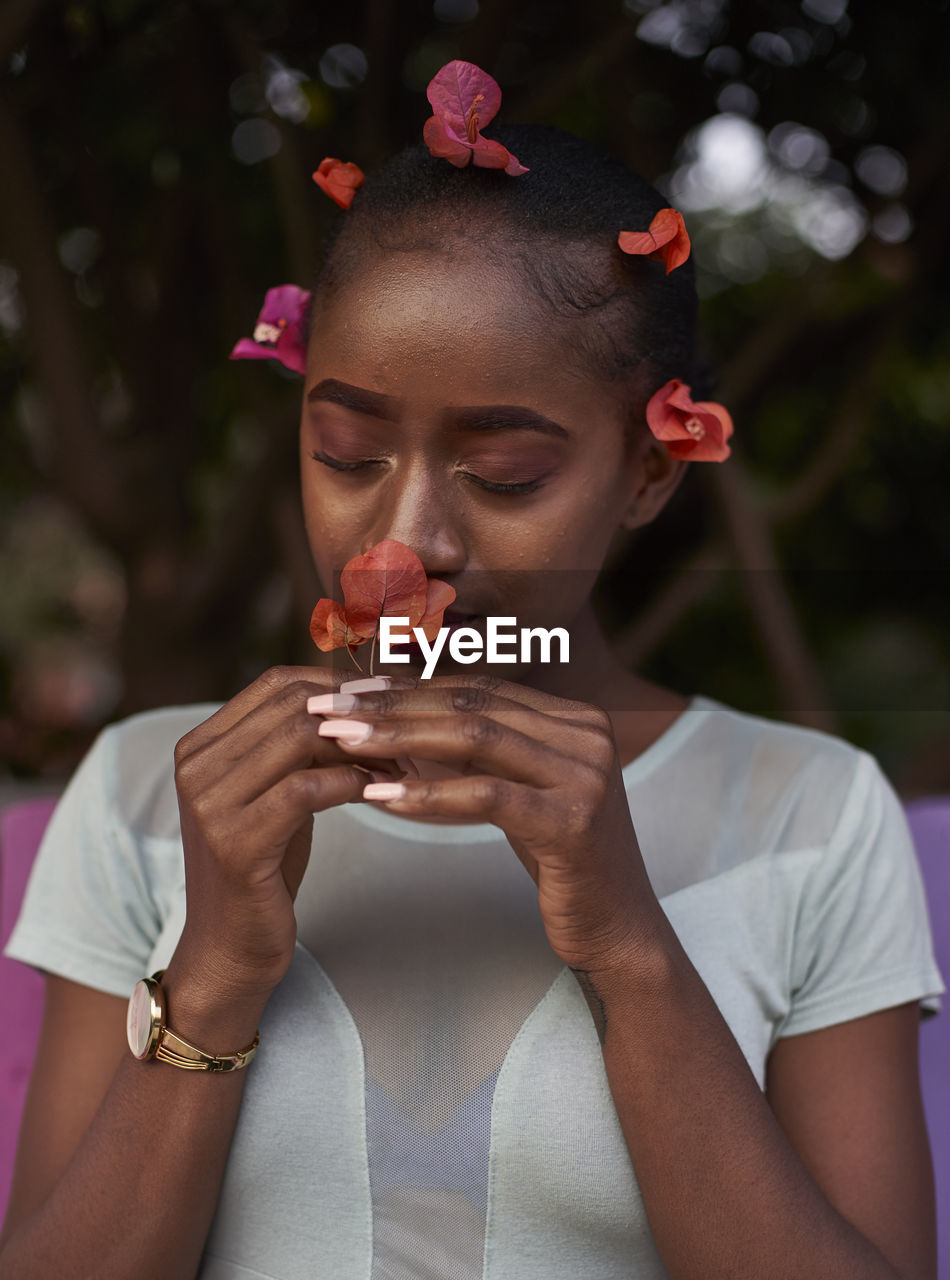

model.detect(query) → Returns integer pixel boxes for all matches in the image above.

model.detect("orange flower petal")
[618,208,691,274]
[312,157,366,210]
[310,598,361,652]
[310,539,457,660]
[645,379,732,462]
[416,578,458,641]
[340,539,430,635]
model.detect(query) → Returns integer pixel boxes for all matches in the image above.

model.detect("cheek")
[540,470,630,566]
[299,473,368,581]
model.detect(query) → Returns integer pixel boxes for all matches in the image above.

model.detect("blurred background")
[0,0,948,795]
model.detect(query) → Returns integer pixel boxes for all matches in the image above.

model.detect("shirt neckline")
[343,693,717,845]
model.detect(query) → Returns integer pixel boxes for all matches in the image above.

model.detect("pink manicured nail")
[363,782,406,801]
[340,676,391,693]
[318,718,373,745]
[307,692,357,715]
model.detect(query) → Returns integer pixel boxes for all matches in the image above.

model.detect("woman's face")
[299,246,685,664]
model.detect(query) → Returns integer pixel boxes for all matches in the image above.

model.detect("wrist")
[158,954,271,1057]
[575,907,685,997]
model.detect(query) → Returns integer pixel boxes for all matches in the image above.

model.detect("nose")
[360,467,467,577]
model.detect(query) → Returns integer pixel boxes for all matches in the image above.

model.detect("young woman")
[1,65,944,1280]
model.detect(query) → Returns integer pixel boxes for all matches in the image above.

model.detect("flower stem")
[369,623,378,676]
[347,644,364,674]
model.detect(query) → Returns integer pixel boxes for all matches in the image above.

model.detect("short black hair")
[309,124,713,412]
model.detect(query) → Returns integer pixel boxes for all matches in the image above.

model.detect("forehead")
[307,248,623,418]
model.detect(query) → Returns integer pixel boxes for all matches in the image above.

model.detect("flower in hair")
[423,60,528,177]
[618,209,690,274]
[229,285,310,376]
[310,539,456,671]
[646,379,732,462]
[312,157,366,209]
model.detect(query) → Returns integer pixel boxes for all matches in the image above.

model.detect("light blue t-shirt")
[4,694,945,1279]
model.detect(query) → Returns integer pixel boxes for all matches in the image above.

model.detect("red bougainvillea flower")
[422,60,528,177]
[229,284,311,376]
[618,208,691,274]
[312,157,366,209]
[646,379,733,462]
[310,539,457,659]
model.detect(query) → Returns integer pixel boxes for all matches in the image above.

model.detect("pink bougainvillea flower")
[646,379,733,462]
[422,60,528,177]
[310,539,456,660]
[229,284,311,376]
[312,157,366,209]
[618,208,691,274]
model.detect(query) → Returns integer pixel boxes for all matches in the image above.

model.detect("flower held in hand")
[310,539,457,669]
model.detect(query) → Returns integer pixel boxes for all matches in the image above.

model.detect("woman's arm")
[574,927,935,1280]
[315,672,940,1280]
[0,958,268,1280]
[1,665,381,1280]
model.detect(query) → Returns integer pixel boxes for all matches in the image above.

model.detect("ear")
[619,435,689,531]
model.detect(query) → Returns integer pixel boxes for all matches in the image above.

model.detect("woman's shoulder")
[681,694,876,852]
[92,701,226,841]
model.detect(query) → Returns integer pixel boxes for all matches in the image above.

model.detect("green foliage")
[1,0,948,786]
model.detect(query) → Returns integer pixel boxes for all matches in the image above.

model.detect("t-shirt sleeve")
[2,723,161,998]
[776,748,946,1039]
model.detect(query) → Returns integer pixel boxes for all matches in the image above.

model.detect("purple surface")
[0,794,947,1261]
[906,798,950,1280]
[0,797,58,1227]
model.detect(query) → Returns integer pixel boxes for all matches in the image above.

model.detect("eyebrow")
[307,379,569,440]
[307,378,400,421]
[451,406,570,440]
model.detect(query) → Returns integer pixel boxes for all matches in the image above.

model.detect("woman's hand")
[171,666,406,1001]
[308,672,664,976]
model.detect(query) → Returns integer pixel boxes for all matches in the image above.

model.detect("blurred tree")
[0,0,947,788]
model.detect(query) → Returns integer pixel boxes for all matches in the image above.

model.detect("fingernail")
[307,692,357,715]
[363,782,406,801]
[340,676,391,694]
[318,718,372,745]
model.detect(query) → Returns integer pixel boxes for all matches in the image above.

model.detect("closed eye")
[310,449,384,473]
[458,472,546,495]
[311,450,545,495]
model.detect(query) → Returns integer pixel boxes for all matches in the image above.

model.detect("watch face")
[127,979,159,1058]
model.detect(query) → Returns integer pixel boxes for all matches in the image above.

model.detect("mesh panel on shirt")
[294,804,564,1280]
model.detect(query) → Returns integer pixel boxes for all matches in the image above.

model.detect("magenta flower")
[422,60,528,177]
[229,284,311,376]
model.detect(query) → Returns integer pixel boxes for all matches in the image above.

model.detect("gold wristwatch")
[126,969,260,1072]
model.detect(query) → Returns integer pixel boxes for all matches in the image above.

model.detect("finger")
[360,773,551,851]
[244,764,373,853]
[389,670,607,723]
[176,665,348,760]
[317,712,574,789]
[308,683,596,753]
[199,708,407,808]
[179,676,372,789]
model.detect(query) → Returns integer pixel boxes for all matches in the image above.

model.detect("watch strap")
[149,968,260,1073]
